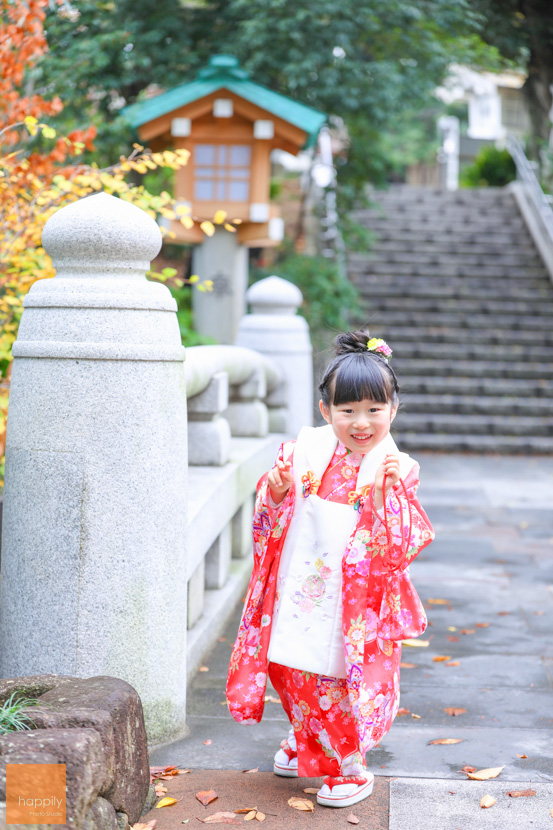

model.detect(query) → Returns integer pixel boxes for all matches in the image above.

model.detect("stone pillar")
[192,229,249,344]
[437,115,460,192]
[235,276,313,435]
[0,192,188,745]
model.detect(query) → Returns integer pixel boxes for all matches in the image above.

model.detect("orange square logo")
[6,763,67,824]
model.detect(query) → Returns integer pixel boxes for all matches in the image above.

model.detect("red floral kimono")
[227,428,434,776]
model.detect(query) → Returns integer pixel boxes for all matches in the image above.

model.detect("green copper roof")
[122,55,326,148]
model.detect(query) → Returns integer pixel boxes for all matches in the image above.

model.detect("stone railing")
[0,193,312,747]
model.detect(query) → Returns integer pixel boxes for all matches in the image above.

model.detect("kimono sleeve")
[252,439,295,569]
[371,463,434,572]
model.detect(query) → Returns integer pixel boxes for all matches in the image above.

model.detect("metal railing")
[507,133,553,244]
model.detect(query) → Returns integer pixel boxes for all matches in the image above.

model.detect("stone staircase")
[347,185,553,453]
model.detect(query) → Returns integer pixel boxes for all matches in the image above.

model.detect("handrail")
[507,133,553,243]
[185,344,283,399]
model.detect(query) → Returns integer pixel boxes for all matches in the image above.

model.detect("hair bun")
[334,329,372,356]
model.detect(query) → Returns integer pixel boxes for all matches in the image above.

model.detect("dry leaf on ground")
[264,695,281,704]
[445,661,460,667]
[427,598,450,605]
[460,766,477,774]
[347,813,360,824]
[203,740,213,746]
[466,766,504,781]
[480,795,496,808]
[433,655,451,662]
[288,797,314,812]
[446,636,460,642]
[154,785,167,796]
[242,768,259,774]
[397,707,411,716]
[179,769,192,774]
[244,811,257,821]
[428,738,464,745]
[198,812,241,825]
[411,713,421,719]
[497,611,510,616]
[444,707,467,716]
[196,790,218,806]
[131,822,157,830]
[255,812,266,822]
[516,754,528,759]
[507,789,536,797]
[218,637,227,642]
[401,638,430,647]
[155,797,178,808]
[400,662,417,668]
[475,623,489,628]
[199,666,210,672]
[460,629,475,635]
[303,788,319,794]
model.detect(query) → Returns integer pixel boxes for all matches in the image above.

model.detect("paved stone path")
[147,454,553,829]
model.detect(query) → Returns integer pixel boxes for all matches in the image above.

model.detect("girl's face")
[319,397,398,455]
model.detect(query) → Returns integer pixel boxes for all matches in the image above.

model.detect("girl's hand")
[374,454,401,504]
[268,460,293,504]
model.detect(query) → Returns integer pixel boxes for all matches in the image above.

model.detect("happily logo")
[5,763,67,824]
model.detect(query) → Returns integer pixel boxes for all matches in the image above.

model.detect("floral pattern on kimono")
[227,434,434,758]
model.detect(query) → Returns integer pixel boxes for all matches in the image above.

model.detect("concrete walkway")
[146,454,553,829]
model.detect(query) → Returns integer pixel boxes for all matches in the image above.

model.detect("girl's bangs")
[331,355,391,406]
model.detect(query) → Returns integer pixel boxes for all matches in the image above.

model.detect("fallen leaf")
[264,695,281,704]
[550,808,553,818]
[154,785,167,796]
[400,662,417,668]
[507,789,536,797]
[433,655,451,662]
[288,797,314,812]
[179,769,192,774]
[397,708,411,716]
[303,788,319,794]
[445,661,460,667]
[401,638,430,647]
[447,626,457,631]
[411,713,421,719]
[444,707,467,716]
[449,791,456,795]
[198,812,242,825]
[460,629,475,635]
[199,666,210,672]
[516,754,528,759]
[497,611,510,616]
[428,738,464,745]
[466,766,504,781]
[155,797,178,808]
[242,768,259,774]
[475,623,489,628]
[235,810,257,814]
[460,766,477,774]
[446,636,460,642]
[131,822,157,830]
[347,813,360,824]
[196,790,218,806]
[427,598,450,605]
[203,740,213,746]
[480,795,496,808]
[218,637,227,642]
[244,811,257,821]
[255,812,266,822]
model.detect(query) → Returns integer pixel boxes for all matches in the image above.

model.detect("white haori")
[268,424,414,678]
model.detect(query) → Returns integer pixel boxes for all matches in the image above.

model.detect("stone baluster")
[235,276,313,435]
[0,193,188,745]
[187,371,231,465]
[224,367,269,437]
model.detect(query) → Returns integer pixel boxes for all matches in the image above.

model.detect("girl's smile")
[319,397,398,455]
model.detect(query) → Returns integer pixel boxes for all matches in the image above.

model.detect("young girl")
[226,329,434,808]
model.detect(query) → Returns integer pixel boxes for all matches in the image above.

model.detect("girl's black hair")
[319,329,399,408]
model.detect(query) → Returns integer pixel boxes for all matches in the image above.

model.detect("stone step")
[399,393,553,416]
[366,310,553,330]
[356,276,553,300]
[369,240,537,255]
[360,218,526,233]
[361,296,553,317]
[355,276,552,299]
[389,342,553,362]
[371,325,553,346]
[393,411,553,437]
[367,185,510,202]
[395,375,553,397]
[358,207,522,223]
[356,251,543,268]
[368,229,533,245]
[391,431,553,454]
[359,261,547,278]
[393,358,553,380]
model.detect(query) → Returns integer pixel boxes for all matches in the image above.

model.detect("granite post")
[0,192,188,744]
[235,275,313,435]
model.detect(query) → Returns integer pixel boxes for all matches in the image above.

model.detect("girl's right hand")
[268,460,293,504]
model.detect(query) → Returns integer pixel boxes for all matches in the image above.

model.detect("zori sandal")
[316,772,375,807]
[273,730,298,777]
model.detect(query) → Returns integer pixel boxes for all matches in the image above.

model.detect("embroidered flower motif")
[302,573,326,600]
[348,485,372,513]
[301,470,321,498]
[260,614,271,628]
[299,595,316,613]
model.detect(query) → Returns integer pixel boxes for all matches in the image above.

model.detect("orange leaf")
[427,598,449,605]
[475,623,489,628]
[445,661,460,667]
[400,662,417,668]
[204,740,213,745]
[397,708,411,716]
[507,789,536,797]
[428,738,464,745]
[433,655,451,662]
[460,629,475,635]
[347,813,360,824]
[303,788,319,794]
[446,636,460,642]
[516,754,528,759]
[480,795,496,808]
[460,766,477,774]
[199,666,210,672]
[466,766,504,781]
[444,707,466,716]
[196,790,218,806]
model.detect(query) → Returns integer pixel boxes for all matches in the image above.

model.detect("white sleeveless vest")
[267,424,414,678]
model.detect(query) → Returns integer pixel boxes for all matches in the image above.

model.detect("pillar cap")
[246,276,303,316]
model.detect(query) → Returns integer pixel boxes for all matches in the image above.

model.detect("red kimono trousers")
[227,431,434,775]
